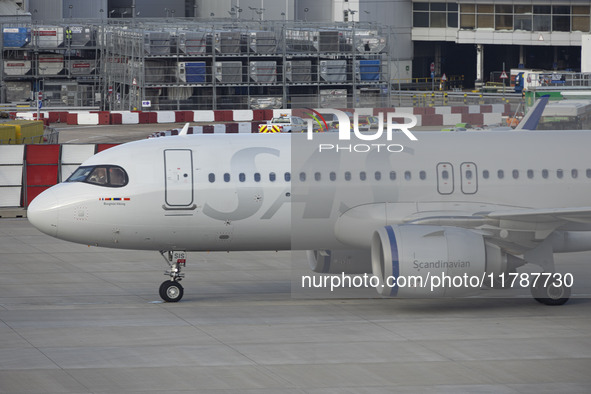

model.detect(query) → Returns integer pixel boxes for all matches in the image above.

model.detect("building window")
[553,15,571,32]
[413,2,429,27]
[414,2,459,28]
[431,3,447,27]
[448,3,458,27]
[514,6,532,31]
[460,4,476,29]
[514,15,532,31]
[533,15,551,31]
[477,4,494,29]
[573,5,591,31]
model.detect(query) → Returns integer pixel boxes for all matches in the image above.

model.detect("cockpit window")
[66,165,128,187]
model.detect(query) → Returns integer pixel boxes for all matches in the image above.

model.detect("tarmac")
[1,218,591,393]
[0,123,590,393]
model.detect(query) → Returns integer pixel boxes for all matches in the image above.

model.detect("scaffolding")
[2,19,394,110]
[1,21,102,107]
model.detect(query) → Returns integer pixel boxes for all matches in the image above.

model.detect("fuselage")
[27,131,591,252]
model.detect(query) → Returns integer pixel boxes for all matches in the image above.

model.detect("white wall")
[582,35,591,73]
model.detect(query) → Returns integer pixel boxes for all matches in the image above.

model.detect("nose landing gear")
[159,251,186,302]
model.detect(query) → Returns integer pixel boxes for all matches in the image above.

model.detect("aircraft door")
[436,162,454,195]
[164,149,194,207]
[460,162,478,194]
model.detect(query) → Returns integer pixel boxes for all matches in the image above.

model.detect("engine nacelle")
[371,225,506,297]
[307,249,372,274]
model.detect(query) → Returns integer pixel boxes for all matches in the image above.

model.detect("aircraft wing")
[401,205,591,254]
[486,207,591,224]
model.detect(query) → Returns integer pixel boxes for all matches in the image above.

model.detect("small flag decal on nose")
[99,198,131,201]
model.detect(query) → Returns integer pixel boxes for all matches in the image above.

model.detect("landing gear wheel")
[531,277,571,306]
[159,280,184,302]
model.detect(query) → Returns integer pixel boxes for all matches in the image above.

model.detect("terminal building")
[0,0,588,109]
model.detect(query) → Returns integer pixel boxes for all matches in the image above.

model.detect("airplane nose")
[27,188,59,237]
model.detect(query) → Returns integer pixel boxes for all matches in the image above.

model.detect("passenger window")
[360,171,367,181]
[284,172,291,182]
[208,173,215,183]
[390,171,396,181]
[254,173,261,182]
[542,169,549,179]
[465,170,473,180]
[314,172,321,181]
[572,169,578,179]
[239,173,246,182]
[404,171,411,180]
[330,172,336,181]
[498,170,504,179]
[442,170,449,180]
[557,169,563,179]
[345,171,351,181]
[270,172,276,182]
[224,173,230,182]
[527,170,534,179]
[375,171,381,181]
[299,172,306,182]
[587,169,591,178]
[420,171,426,180]
[483,170,489,179]
[512,170,519,179]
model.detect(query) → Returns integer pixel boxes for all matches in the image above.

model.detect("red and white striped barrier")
[13,104,511,128]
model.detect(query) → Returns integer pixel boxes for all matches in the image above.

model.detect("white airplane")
[27,102,589,305]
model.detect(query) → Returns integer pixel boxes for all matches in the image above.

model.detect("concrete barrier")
[233,110,253,121]
[156,111,176,123]
[193,110,214,122]
[77,113,99,125]
[483,112,502,125]
[120,112,139,125]
[443,113,462,126]
[238,122,252,133]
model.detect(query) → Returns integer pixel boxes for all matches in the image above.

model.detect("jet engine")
[307,249,372,274]
[371,225,508,297]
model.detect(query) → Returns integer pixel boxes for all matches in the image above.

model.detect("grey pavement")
[0,218,590,393]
